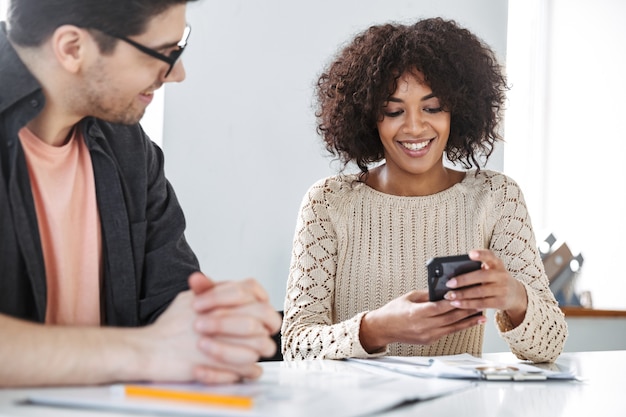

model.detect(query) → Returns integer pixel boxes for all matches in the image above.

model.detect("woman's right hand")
[358,290,486,353]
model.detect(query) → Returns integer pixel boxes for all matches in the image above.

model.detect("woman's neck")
[365,164,466,196]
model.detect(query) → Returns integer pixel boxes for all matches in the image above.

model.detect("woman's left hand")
[442,249,528,328]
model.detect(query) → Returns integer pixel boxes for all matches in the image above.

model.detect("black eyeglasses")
[105,25,191,77]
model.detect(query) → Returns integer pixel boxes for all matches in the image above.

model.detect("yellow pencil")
[123,385,254,409]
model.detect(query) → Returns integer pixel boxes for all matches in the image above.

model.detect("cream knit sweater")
[282,170,567,363]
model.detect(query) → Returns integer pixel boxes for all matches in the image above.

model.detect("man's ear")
[50,25,92,73]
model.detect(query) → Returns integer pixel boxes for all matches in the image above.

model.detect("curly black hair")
[315,17,508,173]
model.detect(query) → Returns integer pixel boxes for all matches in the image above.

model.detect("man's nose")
[164,60,186,83]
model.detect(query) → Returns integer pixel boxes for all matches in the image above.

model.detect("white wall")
[504,0,626,310]
[163,0,509,309]
[543,0,626,310]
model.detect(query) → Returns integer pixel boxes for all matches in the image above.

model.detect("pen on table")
[122,385,254,409]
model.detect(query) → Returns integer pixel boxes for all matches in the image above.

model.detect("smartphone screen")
[427,254,482,301]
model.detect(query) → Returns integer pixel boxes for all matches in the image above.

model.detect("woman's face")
[376,71,451,179]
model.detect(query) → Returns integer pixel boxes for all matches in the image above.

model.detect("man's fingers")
[195,304,282,335]
[192,279,270,311]
[193,363,263,384]
[198,334,277,361]
[188,272,214,295]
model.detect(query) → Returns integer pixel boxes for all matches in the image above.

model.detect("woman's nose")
[403,111,428,134]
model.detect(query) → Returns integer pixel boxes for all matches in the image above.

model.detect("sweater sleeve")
[281,179,386,360]
[487,174,568,362]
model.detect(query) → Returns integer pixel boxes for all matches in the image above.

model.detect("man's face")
[75,4,188,125]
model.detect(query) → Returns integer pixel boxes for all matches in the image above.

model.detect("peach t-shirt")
[19,126,102,325]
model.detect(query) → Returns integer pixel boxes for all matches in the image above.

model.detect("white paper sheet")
[26,360,474,417]
[348,353,578,381]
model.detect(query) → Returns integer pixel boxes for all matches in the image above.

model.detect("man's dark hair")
[7,0,197,50]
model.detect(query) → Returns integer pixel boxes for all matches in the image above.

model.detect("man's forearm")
[0,314,148,387]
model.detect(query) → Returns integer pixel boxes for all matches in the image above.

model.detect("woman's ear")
[50,25,90,74]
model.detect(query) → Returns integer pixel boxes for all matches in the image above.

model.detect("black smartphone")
[427,254,482,301]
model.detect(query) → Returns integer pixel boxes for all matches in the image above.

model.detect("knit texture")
[282,170,567,362]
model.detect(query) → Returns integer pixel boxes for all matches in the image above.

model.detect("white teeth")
[401,141,430,151]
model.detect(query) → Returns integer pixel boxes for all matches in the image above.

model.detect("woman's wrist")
[359,311,387,354]
[504,281,529,328]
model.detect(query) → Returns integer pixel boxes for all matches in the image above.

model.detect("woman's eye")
[384,110,403,117]
[424,107,443,114]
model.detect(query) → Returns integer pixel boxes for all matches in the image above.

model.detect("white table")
[0,351,623,417]
[381,350,624,416]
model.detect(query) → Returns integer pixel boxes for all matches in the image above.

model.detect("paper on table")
[348,353,578,381]
[26,360,474,417]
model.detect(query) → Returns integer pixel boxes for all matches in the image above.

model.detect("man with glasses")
[0,0,281,387]
[105,24,192,78]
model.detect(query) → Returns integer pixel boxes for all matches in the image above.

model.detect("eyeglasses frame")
[104,25,191,77]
